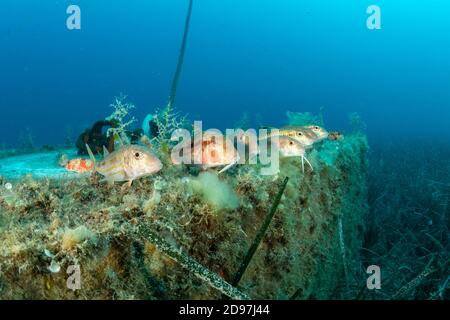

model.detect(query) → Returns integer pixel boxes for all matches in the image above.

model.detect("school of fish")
[65,124,338,186]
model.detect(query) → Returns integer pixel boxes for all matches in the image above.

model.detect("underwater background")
[0,0,448,300]
[1,0,450,146]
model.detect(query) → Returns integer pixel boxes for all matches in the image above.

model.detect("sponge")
[190,172,239,210]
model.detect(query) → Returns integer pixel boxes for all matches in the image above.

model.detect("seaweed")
[0,132,370,299]
[232,177,289,287]
[358,140,450,300]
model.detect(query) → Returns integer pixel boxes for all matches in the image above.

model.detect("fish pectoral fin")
[100,177,115,186]
[123,180,133,188]
[121,180,133,191]
[218,163,233,175]
[218,157,239,175]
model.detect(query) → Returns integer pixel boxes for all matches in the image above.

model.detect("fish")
[65,158,95,173]
[260,126,319,147]
[328,131,344,141]
[263,136,313,173]
[86,143,162,187]
[191,132,240,174]
[276,136,307,158]
[303,125,329,141]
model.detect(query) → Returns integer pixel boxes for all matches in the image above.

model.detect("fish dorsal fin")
[103,146,110,157]
[85,144,97,171]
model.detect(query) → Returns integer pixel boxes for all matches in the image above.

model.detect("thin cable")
[167,0,194,109]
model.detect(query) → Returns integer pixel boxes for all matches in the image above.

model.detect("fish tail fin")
[85,144,97,172]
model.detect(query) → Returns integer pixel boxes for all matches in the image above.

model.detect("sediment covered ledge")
[0,133,368,299]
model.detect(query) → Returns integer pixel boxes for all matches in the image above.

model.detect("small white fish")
[328,131,344,141]
[303,125,329,141]
[261,126,318,147]
[268,136,314,173]
[86,144,162,187]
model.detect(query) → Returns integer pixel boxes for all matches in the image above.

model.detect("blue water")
[1,0,449,148]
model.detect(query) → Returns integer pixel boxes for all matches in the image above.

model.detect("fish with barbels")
[65,158,95,173]
[302,125,329,141]
[86,144,162,187]
[262,136,313,173]
[260,125,328,147]
[172,132,240,174]
[328,131,344,141]
[193,132,240,173]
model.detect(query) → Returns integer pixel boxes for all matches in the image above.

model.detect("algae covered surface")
[0,132,368,300]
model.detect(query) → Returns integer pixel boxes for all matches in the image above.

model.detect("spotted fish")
[65,158,94,173]
[194,133,239,173]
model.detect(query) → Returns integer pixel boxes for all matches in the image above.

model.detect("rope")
[167,0,194,110]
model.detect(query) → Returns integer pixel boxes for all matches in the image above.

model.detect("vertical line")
[167,0,194,109]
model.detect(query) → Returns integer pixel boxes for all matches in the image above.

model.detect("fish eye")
[297,132,302,136]
[314,126,319,130]
[289,141,294,145]
[135,152,141,159]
